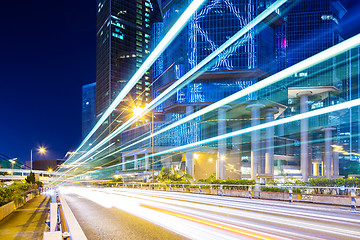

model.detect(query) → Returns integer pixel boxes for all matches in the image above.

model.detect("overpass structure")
[0,168,72,183]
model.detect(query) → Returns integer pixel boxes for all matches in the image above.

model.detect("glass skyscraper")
[96,0,161,137]
[116,0,358,182]
[82,82,96,140]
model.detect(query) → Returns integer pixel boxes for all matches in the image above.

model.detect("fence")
[108,182,359,209]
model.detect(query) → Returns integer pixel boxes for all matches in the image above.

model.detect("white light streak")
[119,33,360,153]
[66,0,288,167]
[106,98,360,168]
[68,0,207,161]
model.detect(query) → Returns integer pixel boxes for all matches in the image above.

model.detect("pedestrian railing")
[111,182,359,211]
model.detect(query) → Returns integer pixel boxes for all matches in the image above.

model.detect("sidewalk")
[0,194,50,240]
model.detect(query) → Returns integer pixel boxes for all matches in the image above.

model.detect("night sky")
[0,0,96,163]
[0,0,359,165]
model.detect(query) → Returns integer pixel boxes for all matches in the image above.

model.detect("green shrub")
[261,187,286,192]
[308,178,360,187]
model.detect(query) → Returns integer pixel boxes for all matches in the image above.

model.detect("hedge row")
[308,178,360,187]
[0,183,39,206]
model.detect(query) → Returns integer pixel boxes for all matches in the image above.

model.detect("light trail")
[118,33,360,154]
[96,97,360,171]
[61,187,360,240]
[141,204,279,240]
[62,0,288,169]
[67,0,207,161]
[75,32,360,173]
[56,5,360,182]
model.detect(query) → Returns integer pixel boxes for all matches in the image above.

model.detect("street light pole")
[30,149,33,171]
[9,158,17,176]
[30,147,46,172]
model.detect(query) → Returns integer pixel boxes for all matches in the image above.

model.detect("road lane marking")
[140,204,280,240]
[102,189,360,238]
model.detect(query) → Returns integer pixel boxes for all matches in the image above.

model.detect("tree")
[25,172,35,184]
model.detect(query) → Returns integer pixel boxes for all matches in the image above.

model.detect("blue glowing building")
[96,0,161,137]
[120,0,357,181]
[120,0,288,179]
[82,82,97,140]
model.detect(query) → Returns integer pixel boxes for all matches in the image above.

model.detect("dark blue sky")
[0,0,359,165]
[0,0,96,163]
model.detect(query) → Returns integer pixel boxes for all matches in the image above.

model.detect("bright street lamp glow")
[133,106,143,117]
[39,147,46,154]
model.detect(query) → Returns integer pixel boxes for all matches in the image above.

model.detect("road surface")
[61,187,360,240]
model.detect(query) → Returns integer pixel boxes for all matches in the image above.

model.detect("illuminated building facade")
[82,82,96,140]
[119,0,359,182]
[96,0,160,138]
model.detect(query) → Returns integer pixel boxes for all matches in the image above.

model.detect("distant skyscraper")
[96,0,161,137]
[82,82,96,140]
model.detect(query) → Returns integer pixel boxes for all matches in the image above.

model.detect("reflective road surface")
[60,187,360,240]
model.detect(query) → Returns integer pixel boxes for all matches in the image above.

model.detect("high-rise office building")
[119,0,357,182]
[82,82,97,140]
[96,0,161,138]
[120,0,287,179]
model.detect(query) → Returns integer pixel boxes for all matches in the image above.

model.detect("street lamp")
[9,158,17,175]
[31,147,46,171]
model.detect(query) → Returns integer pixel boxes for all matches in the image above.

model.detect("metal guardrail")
[43,190,87,240]
[109,182,359,211]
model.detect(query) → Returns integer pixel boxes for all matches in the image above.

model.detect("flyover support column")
[322,127,335,178]
[265,108,278,177]
[122,157,126,171]
[145,153,149,171]
[134,155,138,170]
[218,106,231,179]
[246,103,265,180]
[333,151,339,177]
[231,120,242,177]
[298,91,312,182]
[185,105,194,177]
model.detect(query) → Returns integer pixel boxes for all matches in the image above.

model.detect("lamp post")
[9,158,17,175]
[31,147,46,171]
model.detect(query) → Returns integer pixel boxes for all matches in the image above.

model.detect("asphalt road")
[63,191,186,240]
[61,187,360,240]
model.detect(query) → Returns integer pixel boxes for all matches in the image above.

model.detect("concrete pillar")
[134,155,138,170]
[218,106,231,179]
[298,91,312,182]
[265,108,277,176]
[185,105,194,176]
[246,103,265,180]
[145,153,149,170]
[333,151,339,177]
[122,157,125,171]
[322,127,335,178]
[277,113,285,155]
[232,121,242,175]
